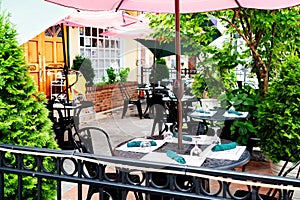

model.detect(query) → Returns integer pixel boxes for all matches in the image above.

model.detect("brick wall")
[86,81,139,112]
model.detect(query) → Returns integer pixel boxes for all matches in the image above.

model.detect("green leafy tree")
[147,8,300,96]
[0,12,58,199]
[72,55,95,86]
[147,8,300,145]
[213,8,300,96]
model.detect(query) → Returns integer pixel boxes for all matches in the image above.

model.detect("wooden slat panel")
[45,41,54,63]
[28,41,38,63]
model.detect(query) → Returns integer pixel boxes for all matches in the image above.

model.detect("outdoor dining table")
[188,108,250,139]
[114,135,250,199]
[114,135,250,170]
[51,101,94,149]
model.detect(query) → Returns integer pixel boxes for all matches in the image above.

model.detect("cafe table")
[51,101,94,149]
[114,135,250,170]
[187,108,250,139]
[114,135,250,199]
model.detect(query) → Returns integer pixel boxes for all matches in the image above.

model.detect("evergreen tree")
[0,12,58,199]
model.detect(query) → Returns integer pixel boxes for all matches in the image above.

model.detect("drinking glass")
[140,137,152,152]
[163,123,173,142]
[190,141,202,157]
[211,126,221,144]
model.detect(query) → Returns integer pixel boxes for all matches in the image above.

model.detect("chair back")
[77,126,114,156]
[118,82,131,101]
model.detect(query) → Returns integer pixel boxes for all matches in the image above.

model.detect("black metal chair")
[75,126,143,200]
[150,91,178,136]
[118,82,143,119]
[234,149,300,199]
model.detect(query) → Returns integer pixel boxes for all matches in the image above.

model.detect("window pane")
[80,37,84,46]
[85,27,91,36]
[92,38,97,47]
[92,28,97,37]
[79,26,121,84]
[85,38,91,47]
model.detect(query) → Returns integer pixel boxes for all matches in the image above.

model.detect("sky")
[0,0,72,44]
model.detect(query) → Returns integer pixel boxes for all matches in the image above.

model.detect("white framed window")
[79,27,122,84]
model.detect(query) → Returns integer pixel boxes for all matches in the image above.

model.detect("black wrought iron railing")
[0,144,299,200]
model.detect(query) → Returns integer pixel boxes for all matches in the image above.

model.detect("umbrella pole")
[175,0,183,150]
[61,23,70,104]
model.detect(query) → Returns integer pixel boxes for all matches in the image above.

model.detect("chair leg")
[122,100,129,118]
[151,118,159,136]
[135,101,143,119]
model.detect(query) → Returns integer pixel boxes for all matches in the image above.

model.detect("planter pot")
[270,161,300,199]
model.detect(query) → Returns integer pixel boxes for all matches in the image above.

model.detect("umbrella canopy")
[45,0,300,13]
[101,20,152,39]
[135,17,222,59]
[135,38,194,59]
[59,10,139,28]
[45,0,300,149]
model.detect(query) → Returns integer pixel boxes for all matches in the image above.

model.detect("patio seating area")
[56,105,272,199]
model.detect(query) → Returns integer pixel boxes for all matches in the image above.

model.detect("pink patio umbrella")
[59,10,139,28]
[45,0,300,149]
[100,20,152,39]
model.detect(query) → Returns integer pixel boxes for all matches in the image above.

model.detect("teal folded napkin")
[212,142,237,152]
[196,109,210,114]
[172,132,192,142]
[227,110,242,116]
[127,140,157,147]
[166,150,186,164]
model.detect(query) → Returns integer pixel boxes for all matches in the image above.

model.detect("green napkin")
[196,109,210,114]
[127,140,157,147]
[227,110,242,116]
[166,150,186,164]
[212,142,237,152]
[173,132,192,142]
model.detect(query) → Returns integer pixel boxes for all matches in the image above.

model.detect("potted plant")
[257,55,300,171]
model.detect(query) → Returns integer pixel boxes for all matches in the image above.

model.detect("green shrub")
[149,58,169,83]
[257,55,300,163]
[0,12,58,199]
[118,67,130,82]
[106,67,117,84]
[218,85,262,145]
[72,55,95,86]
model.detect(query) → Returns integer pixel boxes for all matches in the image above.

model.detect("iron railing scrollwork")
[0,144,300,199]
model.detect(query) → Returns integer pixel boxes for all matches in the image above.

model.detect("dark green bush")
[257,55,300,163]
[218,85,262,145]
[0,12,58,199]
[106,67,117,84]
[72,55,95,86]
[149,58,169,83]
